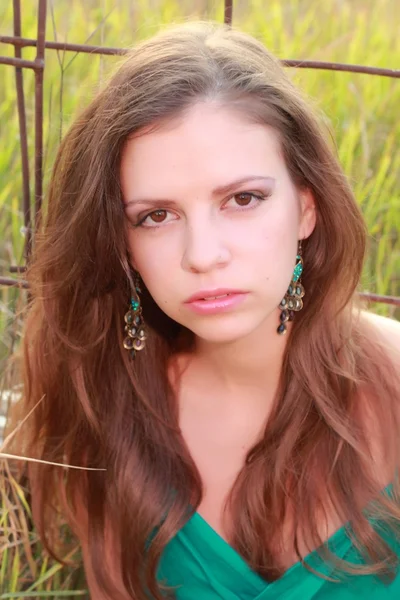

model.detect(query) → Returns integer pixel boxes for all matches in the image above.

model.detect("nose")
[181,218,231,274]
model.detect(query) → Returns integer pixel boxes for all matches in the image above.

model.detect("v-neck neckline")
[186,510,356,599]
[192,509,349,577]
[190,481,394,585]
[158,484,394,599]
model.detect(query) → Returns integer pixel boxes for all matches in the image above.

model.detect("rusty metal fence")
[0,0,399,309]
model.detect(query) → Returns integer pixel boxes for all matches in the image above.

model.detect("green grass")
[0,0,399,595]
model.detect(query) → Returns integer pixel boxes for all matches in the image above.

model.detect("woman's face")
[121,102,316,344]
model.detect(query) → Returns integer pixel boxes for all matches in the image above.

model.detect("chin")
[186,314,271,345]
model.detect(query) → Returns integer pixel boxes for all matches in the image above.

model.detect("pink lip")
[185,288,247,303]
[184,289,248,315]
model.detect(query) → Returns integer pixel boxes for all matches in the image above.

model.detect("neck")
[191,309,292,401]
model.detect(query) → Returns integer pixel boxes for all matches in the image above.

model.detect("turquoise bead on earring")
[277,241,305,335]
[292,256,303,282]
[131,298,140,312]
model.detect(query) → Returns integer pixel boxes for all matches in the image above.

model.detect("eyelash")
[131,191,270,229]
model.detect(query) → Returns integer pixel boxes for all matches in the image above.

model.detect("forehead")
[120,102,285,194]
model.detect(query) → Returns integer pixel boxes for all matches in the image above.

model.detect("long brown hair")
[20,20,400,599]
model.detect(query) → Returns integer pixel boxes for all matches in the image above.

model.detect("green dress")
[157,490,400,599]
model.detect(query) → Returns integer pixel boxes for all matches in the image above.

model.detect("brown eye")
[223,191,267,214]
[134,208,177,228]
[149,210,167,223]
[234,193,254,206]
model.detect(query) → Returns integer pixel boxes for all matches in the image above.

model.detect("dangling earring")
[123,272,147,358]
[277,240,305,335]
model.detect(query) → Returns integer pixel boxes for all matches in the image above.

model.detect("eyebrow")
[124,175,276,208]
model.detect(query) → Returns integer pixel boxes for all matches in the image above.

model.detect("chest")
[179,394,266,536]
[178,397,346,571]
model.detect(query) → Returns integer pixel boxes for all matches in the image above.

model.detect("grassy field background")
[0,0,399,595]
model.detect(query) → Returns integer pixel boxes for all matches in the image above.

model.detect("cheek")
[250,197,298,255]
[248,205,300,293]
[127,234,176,301]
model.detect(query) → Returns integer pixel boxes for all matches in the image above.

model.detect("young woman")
[22,20,400,600]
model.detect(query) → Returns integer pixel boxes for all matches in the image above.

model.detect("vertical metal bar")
[34,0,47,235]
[224,0,233,25]
[13,0,32,259]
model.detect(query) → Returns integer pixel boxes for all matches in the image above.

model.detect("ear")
[298,188,316,240]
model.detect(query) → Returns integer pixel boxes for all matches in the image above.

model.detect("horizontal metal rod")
[0,35,125,56]
[1,36,399,78]
[9,266,27,273]
[0,54,44,69]
[0,276,28,289]
[358,293,400,306]
[282,59,400,78]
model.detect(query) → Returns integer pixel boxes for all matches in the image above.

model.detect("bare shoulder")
[357,310,400,484]
[359,309,400,362]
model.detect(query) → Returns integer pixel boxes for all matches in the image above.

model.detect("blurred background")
[0,0,399,595]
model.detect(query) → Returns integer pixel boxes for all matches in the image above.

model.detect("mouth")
[198,293,231,301]
[184,289,248,315]
[185,289,246,303]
